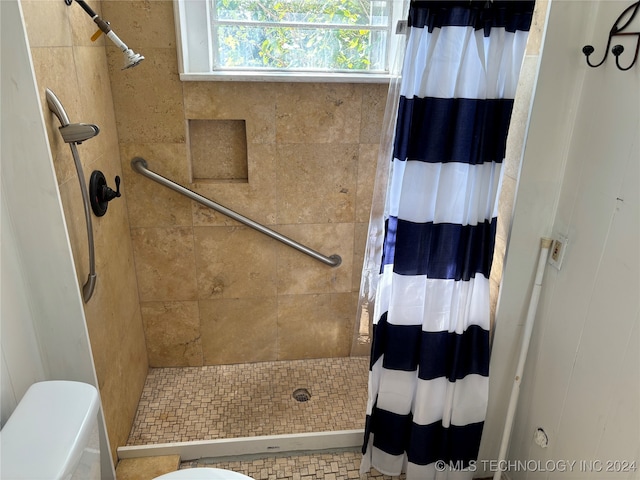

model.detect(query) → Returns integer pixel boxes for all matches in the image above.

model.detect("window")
[175,0,408,82]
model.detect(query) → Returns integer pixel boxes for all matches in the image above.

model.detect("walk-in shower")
[118,156,368,461]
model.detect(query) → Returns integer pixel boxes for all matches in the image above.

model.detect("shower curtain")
[360,1,535,478]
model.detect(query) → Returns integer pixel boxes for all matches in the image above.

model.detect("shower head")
[106,30,145,70]
[70,0,145,70]
[58,123,100,144]
[46,88,100,144]
[123,48,145,70]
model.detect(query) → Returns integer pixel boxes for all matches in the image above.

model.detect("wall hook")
[582,0,640,71]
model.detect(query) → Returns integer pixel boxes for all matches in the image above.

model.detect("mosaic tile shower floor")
[127,356,370,445]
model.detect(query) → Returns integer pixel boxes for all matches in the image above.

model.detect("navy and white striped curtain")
[360,2,535,478]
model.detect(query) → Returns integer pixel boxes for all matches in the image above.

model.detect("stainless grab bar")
[130,157,342,267]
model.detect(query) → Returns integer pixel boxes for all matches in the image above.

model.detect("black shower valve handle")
[102,175,121,202]
[89,170,121,217]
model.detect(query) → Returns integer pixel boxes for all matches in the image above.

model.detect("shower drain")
[292,388,311,402]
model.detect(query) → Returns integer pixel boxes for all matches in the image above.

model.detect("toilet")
[0,380,101,479]
[0,380,254,480]
[154,468,254,479]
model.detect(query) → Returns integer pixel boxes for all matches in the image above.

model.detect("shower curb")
[117,430,364,461]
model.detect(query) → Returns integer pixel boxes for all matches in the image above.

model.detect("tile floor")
[127,356,370,445]
[181,449,406,479]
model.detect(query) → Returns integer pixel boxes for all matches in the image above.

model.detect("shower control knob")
[103,176,121,202]
[89,170,121,217]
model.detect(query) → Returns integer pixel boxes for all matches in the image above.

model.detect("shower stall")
[118,151,375,459]
[92,2,404,458]
[104,33,392,460]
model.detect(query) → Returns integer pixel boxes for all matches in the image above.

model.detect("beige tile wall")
[21,0,148,462]
[101,0,387,367]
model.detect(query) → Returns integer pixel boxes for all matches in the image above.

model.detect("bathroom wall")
[1,0,114,477]
[20,0,148,462]
[480,1,639,477]
[101,0,387,366]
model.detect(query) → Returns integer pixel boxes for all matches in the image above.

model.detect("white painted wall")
[0,191,47,425]
[481,1,639,479]
[0,0,115,477]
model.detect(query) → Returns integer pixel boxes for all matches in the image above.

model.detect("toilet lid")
[154,467,255,480]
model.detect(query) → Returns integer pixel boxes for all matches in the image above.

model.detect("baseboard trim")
[117,430,364,461]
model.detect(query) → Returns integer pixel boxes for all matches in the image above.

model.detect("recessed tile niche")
[188,119,248,182]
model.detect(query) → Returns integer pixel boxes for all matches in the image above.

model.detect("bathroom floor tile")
[127,357,369,445]
[181,449,406,480]
[116,455,181,480]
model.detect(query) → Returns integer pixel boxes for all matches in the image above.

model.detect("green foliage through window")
[212,0,390,72]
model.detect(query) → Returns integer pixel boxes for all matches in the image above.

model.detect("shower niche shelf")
[188,119,248,183]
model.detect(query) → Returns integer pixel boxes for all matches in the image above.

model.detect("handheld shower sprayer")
[66,0,144,69]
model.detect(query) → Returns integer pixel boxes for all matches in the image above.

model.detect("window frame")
[173,0,408,83]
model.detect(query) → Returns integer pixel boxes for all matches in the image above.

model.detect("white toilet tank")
[0,381,101,480]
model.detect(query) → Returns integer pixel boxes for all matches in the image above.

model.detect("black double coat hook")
[582,1,640,71]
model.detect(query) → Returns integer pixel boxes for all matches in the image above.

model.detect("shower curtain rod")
[130,157,342,267]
